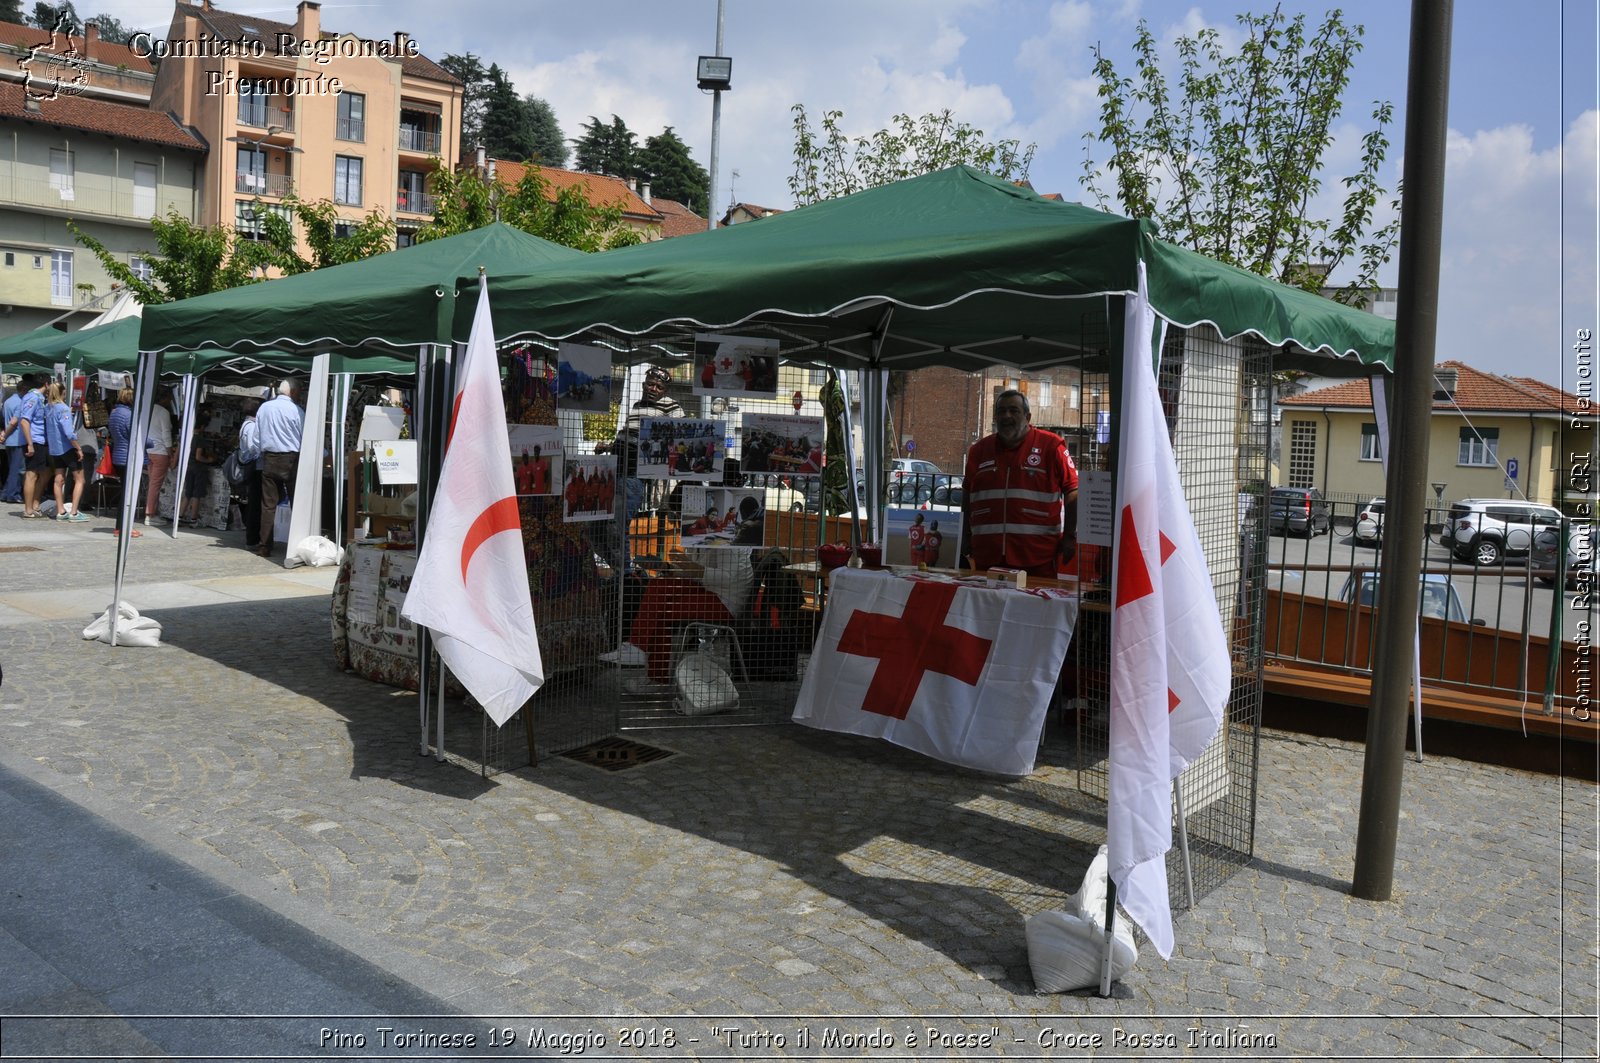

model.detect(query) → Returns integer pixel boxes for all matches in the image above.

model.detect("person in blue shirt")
[1,375,30,503]
[105,386,138,536]
[17,375,49,518]
[43,381,88,522]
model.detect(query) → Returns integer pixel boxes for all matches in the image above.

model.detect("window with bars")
[1287,419,1317,488]
[1458,426,1498,466]
[1359,422,1382,462]
[130,255,153,282]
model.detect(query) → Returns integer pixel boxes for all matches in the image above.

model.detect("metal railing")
[397,126,442,154]
[395,190,436,215]
[236,172,292,197]
[1259,497,1593,715]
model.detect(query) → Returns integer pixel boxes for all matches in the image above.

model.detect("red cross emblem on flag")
[1116,505,1182,713]
[836,581,993,719]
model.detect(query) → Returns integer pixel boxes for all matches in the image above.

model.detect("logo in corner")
[21,21,91,102]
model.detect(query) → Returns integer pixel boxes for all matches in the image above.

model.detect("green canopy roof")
[139,222,584,358]
[485,166,1393,372]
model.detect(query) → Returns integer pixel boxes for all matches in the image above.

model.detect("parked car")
[1532,522,1596,589]
[891,457,942,479]
[1353,498,1385,545]
[1337,572,1478,625]
[1267,487,1331,537]
[1442,498,1564,566]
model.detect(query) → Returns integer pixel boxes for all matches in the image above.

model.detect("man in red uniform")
[959,389,1078,577]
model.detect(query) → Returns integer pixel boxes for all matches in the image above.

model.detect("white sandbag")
[1025,908,1138,993]
[82,602,162,647]
[286,535,344,569]
[1071,845,1112,926]
[674,653,739,716]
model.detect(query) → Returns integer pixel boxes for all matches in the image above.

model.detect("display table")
[792,567,1078,775]
[331,540,612,693]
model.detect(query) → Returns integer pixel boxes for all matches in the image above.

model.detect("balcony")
[236,172,293,197]
[1,170,196,222]
[397,126,442,155]
[236,103,296,134]
[396,189,436,215]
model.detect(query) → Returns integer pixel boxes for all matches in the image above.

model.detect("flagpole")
[1173,778,1196,908]
[1097,881,1117,997]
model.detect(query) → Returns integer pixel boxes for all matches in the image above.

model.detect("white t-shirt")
[146,404,173,456]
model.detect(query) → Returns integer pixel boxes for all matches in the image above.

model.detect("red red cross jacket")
[963,425,1077,576]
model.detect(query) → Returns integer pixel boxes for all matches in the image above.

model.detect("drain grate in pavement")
[561,736,677,772]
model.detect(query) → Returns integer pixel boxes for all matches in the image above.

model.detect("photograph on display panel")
[555,341,613,413]
[885,507,959,569]
[562,454,616,522]
[637,417,726,481]
[679,485,767,548]
[508,424,563,497]
[692,333,780,398]
[739,412,825,475]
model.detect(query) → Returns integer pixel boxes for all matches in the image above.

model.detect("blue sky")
[96,1,1598,387]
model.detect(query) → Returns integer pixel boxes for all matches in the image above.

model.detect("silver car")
[1532,522,1596,589]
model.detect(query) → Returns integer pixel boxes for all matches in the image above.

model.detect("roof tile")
[489,160,659,218]
[1279,360,1584,416]
[0,81,204,151]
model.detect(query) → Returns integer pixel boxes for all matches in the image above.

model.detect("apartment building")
[148,0,462,249]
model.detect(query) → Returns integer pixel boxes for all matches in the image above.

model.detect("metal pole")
[707,0,725,231]
[1353,0,1454,901]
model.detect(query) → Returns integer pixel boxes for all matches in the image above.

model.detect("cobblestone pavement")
[1,508,1597,1059]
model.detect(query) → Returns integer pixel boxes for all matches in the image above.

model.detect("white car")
[1354,498,1385,545]
[1443,499,1564,566]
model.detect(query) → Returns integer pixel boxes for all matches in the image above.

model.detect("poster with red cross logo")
[792,569,1077,775]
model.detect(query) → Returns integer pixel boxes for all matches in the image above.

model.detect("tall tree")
[417,161,641,253]
[0,0,26,25]
[28,0,79,34]
[522,95,568,168]
[788,105,1034,207]
[637,126,708,215]
[479,63,535,161]
[1081,8,1398,302]
[572,114,637,179]
[438,52,489,150]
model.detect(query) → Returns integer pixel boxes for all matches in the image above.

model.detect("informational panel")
[374,440,418,485]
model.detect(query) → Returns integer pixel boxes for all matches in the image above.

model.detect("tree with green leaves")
[572,115,637,179]
[788,105,1034,207]
[69,197,394,303]
[522,95,568,167]
[84,13,133,43]
[438,52,489,149]
[1081,7,1398,302]
[0,0,26,25]
[28,0,79,34]
[416,161,641,253]
[637,126,708,215]
[479,63,535,161]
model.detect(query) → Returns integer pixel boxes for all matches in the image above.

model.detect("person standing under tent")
[18,375,51,519]
[43,381,88,522]
[959,388,1078,578]
[2,377,30,504]
[235,397,262,551]
[106,387,140,537]
[254,380,304,557]
[143,387,175,526]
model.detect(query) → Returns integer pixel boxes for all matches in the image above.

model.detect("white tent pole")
[110,351,164,646]
[330,372,353,549]
[169,374,196,537]
[286,354,331,560]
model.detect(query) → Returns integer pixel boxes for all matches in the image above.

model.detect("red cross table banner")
[792,568,1078,775]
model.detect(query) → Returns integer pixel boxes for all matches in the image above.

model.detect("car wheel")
[790,500,804,513]
[1470,538,1503,566]
[1536,575,1556,587]
[1354,517,1380,544]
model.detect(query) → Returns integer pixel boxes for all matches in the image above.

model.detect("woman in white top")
[142,388,174,525]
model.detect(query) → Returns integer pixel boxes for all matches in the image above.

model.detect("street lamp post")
[698,0,732,230]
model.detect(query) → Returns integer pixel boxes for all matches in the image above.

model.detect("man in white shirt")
[253,380,304,557]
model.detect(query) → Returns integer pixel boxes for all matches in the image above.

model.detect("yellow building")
[1275,361,1585,508]
[148,0,462,250]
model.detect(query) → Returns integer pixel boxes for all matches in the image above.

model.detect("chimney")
[1432,368,1459,400]
[83,22,99,61]
[295,1,321,45]
[639,180,651,204]
[393,31,410,55]
[475,143,485,176]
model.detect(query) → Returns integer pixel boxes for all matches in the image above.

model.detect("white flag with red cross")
[401,278,543,725]
[1106,262,1230,959]
[793,569,1077,775]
